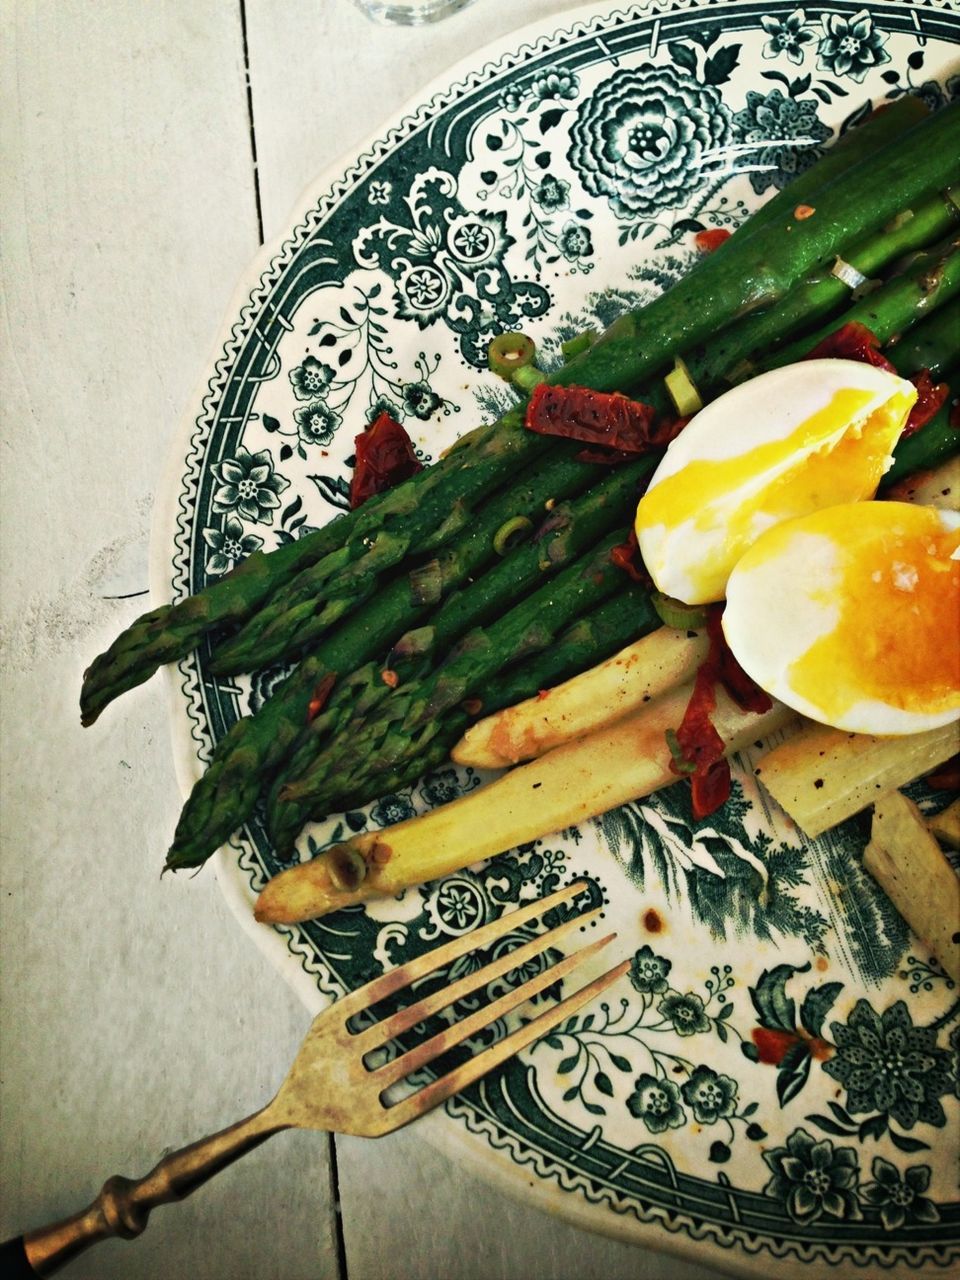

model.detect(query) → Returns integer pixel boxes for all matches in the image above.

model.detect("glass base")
[351,0,476,24]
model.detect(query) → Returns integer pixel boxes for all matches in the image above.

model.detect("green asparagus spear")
[763,235,960,370]
[317,585,663,810]
[80,102,947,723]
[165,461,653,869]
[677,189,959,395]
[882,398,958,488]
[263,458,656,844]
[552,104,960,393]
[887,295,960,377]
[267,530,641,840]
[79,412,507,725]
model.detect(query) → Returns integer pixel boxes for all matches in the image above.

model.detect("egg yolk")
[763,505,959,720]
[636,385,914,603]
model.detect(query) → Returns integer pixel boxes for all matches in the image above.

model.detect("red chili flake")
[305,673,337,724]
[803,321,896,373]
[903,369,950,438]
[524,383,658,454]
[349,412,423,509]
[694,228,732,253]
[536,689,551,701]
[794,204,816,221]
[381,668,399,688]
[668,606,771,819]
[609,529,650,584]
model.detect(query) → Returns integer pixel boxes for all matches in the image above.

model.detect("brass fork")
[5,881,626,1277]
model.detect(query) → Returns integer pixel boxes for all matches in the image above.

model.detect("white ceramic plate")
[156,3,960,1274]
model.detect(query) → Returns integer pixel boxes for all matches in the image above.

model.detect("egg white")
[635,359,917,604]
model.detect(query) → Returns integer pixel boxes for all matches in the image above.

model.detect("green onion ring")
[652,591,710,631]
[493,515,534,556]
[488,331,536,380]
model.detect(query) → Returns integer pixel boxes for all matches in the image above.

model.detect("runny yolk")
[787,506,960,718]
[635,387,913,601]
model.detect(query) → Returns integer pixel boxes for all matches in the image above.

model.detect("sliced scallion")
[493,515,533,556]
[665,728,696,775]
[652,591,709,631]
[513,364,547,393]
[664,357,703,416]
[488,331,536,380]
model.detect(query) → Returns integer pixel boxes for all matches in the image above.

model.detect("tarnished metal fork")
[3,881,626,1277]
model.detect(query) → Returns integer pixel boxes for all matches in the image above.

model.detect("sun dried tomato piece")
[667,605,770,819]
[525,383,658,453]
[707,608,772,715]
[609,529,649,584]
[694,228,732,253]
[925,752,960,790]
[903,369,950,438]
[350,412,423,509]
[691,757,732,819]
[803,321,896,373]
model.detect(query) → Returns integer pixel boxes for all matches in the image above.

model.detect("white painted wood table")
[0,3,729,1277]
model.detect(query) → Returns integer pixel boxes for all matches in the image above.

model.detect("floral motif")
[354,168,549,365]
[432,877,487,934]
[628,945,672,995]
[201,515,263,577]
[288,355,335,401]
[367,179,392,205]
[370,793,416,828]
[497,85,525,113]
[681,1065,739,1125]
[419,768,463,808]
[401,380,443,420]
[211,447,289,525]
[760,9,815,64]
[528,70,579,106]
[764,1128,861,1225]
[567,64,732,219]
[731,89,831,194]
[627,1073,686,1133]
[557,221,593,263]
[822,999,955,1130]
[861,1158,939,1232]
[658,990,711,1037]
[816,9,890,83]
[532,174,570,213]
[294,399,341,447]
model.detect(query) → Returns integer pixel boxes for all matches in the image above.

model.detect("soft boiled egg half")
[635,360,917,605]
[723,502,960,735]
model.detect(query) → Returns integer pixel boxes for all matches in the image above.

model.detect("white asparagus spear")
[452,626,708,769]
[256,685,795,924]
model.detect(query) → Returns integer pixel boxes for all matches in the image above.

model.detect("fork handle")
[2,1103,286,1276]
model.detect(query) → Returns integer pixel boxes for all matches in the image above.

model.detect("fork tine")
[383,954,631,1131]
[333,880,590,1021]
[355,906,604,1051]
[373,930,618,1091]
